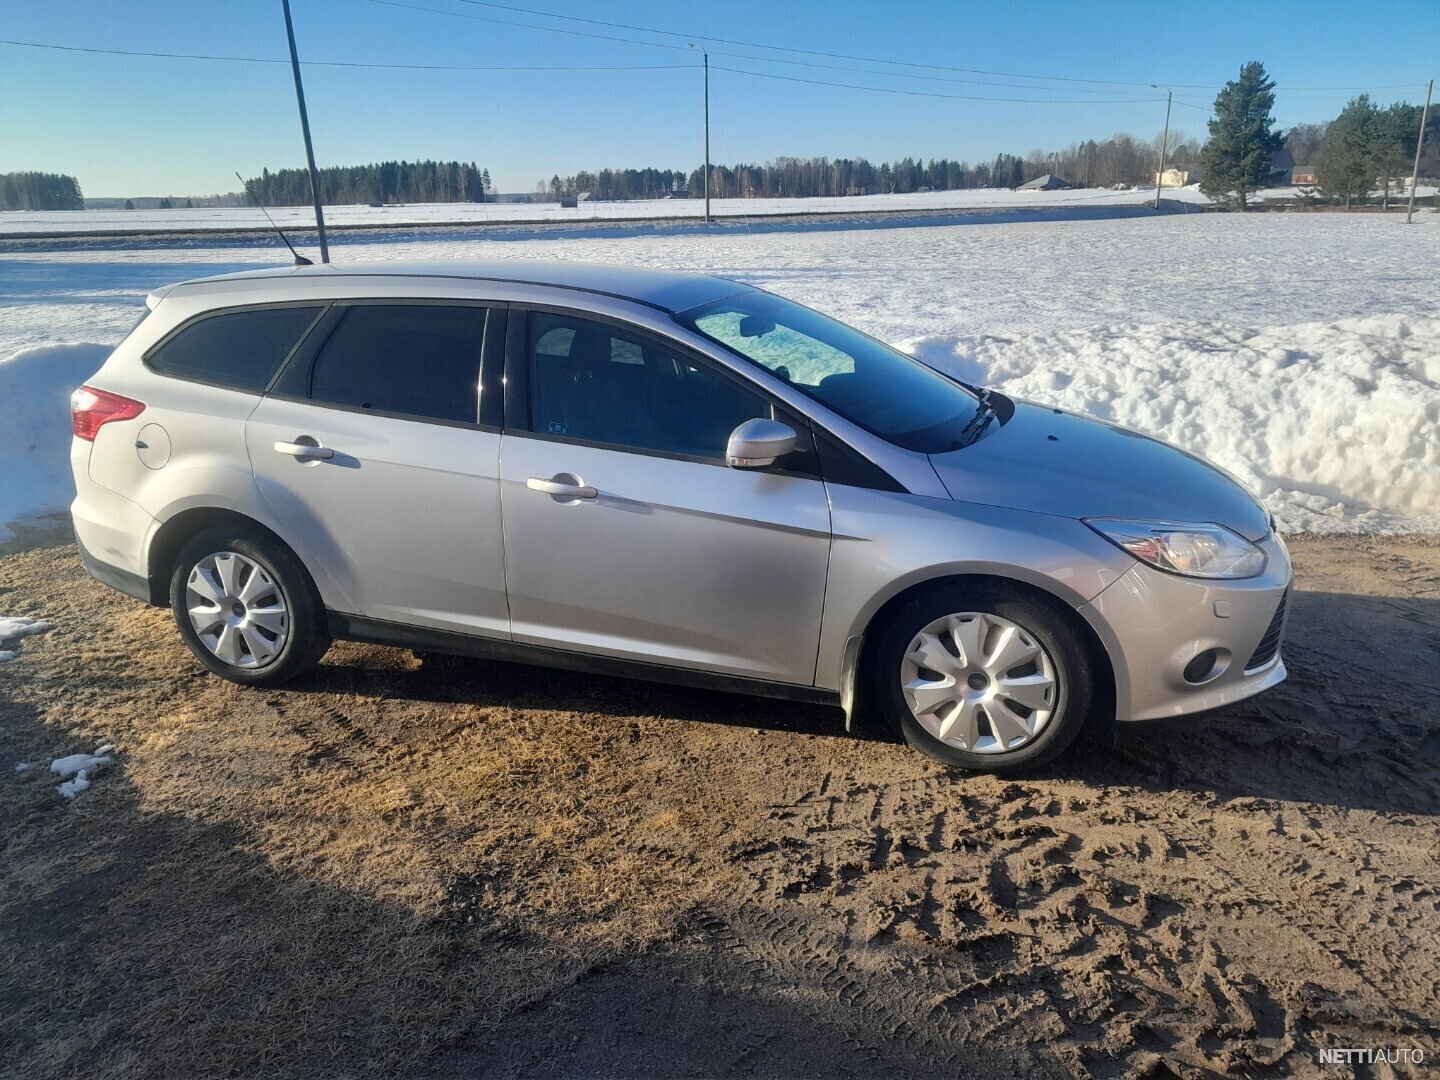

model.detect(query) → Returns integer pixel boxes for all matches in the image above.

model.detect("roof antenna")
[236,171,313,266]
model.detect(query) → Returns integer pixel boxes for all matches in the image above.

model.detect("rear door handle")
[526,476,597,499]
[274,439,335,461]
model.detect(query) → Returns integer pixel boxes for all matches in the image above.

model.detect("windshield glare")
[677,291,979,453]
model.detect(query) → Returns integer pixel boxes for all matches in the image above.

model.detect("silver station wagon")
[70,261,1291,771]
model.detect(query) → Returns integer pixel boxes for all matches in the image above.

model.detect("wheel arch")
[145,507,303,606]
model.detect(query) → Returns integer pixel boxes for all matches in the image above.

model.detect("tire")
[169,525,331,687]
[870,584,1092,772]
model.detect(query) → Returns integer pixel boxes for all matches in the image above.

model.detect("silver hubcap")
[185,551,289,669]
[901,611,1058,754]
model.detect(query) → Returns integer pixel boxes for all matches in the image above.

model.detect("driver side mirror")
[726,418,797,469]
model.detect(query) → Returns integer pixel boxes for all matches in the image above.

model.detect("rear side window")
[147,306,323,391]
[307,305,486,424]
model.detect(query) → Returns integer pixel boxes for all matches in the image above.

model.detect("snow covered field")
[1,208,1437,538]
[2,186,1163,235]
[10,181,1421,236]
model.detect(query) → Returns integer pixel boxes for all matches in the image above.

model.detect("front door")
[499,309,832,684]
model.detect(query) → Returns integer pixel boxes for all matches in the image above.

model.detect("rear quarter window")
[146,305,325,392]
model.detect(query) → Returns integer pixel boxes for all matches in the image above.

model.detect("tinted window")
[677,291,980,453]
[308,305,486,424]
[147,306,322,391]
[528,312,770,460]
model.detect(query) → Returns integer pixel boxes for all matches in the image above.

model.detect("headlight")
[1084,518,1267,579]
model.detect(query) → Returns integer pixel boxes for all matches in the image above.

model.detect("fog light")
[1183,649,1219,684]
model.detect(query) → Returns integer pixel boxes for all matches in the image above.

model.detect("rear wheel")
[169,526,330,687]
[871,585,1092,772]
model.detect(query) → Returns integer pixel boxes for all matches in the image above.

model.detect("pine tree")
[1316,96,1379,209]
[1374,102,1422,208]
[124,199,135,210]
[1199,61,1282,211]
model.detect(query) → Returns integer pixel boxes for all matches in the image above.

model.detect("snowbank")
[0,343,112,540]
[903,315,1440,534]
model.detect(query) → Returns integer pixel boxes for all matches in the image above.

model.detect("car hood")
[927,400,1271,541]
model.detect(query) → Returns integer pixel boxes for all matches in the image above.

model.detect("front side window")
[677,291,980,453]
[147,305,323,391]
[527,312,771,460]
[307,305,486,424]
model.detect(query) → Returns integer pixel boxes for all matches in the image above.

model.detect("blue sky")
[2,0,1435,197]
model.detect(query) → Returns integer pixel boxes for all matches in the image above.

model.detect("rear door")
[498,308,832,684]
[246,300,509,636]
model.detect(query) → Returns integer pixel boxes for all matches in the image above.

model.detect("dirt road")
[2,530,1437,1078]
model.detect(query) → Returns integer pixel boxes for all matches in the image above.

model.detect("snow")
[3,185,1432,237]
[50,744,114,800]
[0,187,1163,235]
[0,343,115,539]
[3,185,1433,237]
[1,207,1437,534]
[0,615,53,662]
[906,316,1440,533]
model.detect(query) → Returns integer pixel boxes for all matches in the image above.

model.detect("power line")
[443,0,1199,88]
[0,36,690,71]
[7,30,1420,110]
[710,65,1164,105]
[371,0,1430,98]
[0,34,1156,104]
[363,0,1161,103]
[656,44,1167,96]
[365,0,695,51]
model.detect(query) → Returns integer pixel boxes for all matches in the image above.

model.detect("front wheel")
[169,526,331,687]
[870,586,1092,772]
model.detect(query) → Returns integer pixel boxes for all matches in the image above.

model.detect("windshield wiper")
[954,389,997,448]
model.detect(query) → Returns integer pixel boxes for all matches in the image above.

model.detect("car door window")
[146,305,325,391]
[527,312,771,460]
[307,305,486,424]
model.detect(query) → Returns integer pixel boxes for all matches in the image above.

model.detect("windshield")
[676,291,980,453]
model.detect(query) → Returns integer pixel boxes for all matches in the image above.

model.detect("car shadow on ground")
[291,587,1440,818]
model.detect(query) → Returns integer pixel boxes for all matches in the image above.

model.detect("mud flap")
[840,634,864,734]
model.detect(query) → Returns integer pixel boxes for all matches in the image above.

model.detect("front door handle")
[274,439,335,461]
[526,475,597,499]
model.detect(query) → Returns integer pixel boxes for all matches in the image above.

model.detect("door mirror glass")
[726,418,797,469]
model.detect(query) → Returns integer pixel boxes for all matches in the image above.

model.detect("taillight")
[71,385,145,441]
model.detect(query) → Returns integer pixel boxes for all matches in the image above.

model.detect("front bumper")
[1078,534,1292,721]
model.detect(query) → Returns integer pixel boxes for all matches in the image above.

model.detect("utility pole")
[690,44,711,222]
[281,0,329,263]
[1151,85,1173,210]
[1406,79,1433,225]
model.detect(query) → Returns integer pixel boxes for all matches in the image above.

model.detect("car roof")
[155,260,754,313]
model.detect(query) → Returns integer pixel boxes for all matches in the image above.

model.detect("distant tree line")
[532,133,1203,202]
[1,172,84,210]
[243,160,492,206]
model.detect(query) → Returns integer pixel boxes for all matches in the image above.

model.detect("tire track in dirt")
[694,745,1439,1077]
